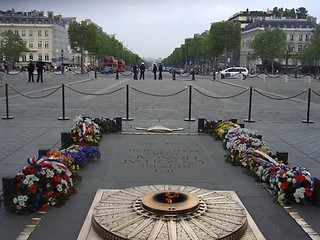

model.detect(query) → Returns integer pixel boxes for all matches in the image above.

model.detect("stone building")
[0,9,75,68]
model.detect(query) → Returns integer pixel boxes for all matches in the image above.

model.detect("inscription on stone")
[122,141,204,173]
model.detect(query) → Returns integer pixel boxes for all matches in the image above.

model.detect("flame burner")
[141,191,199,215]
[91,185,257,240]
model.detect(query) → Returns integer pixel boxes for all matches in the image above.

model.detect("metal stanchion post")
[58,84,69,120]
[122,85,133,121]
[244,87,255,122]
[2,83,13,119]
[184,85,195,121]
[302,88,314,123]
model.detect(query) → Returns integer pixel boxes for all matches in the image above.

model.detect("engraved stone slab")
[78,185,265,240]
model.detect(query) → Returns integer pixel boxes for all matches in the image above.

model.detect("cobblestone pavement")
[0,71,319,240]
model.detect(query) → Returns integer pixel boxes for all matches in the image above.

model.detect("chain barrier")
[286,73,306,79]
[119,71,133,77]
[263,73,283,78]
[177,72,191,78]
[0,84,4,89]
[193,86,249,99]
[254,88,307,100]
[65,84,125,95]
[129,85,188,97]
[311,89,320,97]
[9,85,62,99]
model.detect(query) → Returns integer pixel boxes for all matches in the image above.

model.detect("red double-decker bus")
[104,56,118,73]
[118,59,125,72]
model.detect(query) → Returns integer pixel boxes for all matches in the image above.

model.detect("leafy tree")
[209,21,241,67]
[250,28,286,74]
[0,30,28,68]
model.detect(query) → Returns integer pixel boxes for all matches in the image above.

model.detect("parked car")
[218,67,249,79]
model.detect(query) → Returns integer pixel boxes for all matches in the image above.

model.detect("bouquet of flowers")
[69,116,101,146]
[62,145,101,167]
[269,166,314,204]
[93,117,117,133]
[213,121,240,140]
[224,128,269,166]
[13,157,74,214]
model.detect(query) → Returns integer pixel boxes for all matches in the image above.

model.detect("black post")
[244,87,255,122]
[123,85,133,121]
[192,66,195,81]
[302,88,314,123]
[2,83,13,119]
[172,69,176,80]
[198,118,205,132]
[95,68,97,79]
[115,117,122,131]
[2,177,15,211]
[184,85,195,121]
[58,84,69,120]
[115,69,119,80]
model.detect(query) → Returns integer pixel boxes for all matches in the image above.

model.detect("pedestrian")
[152,63,157,80]
[36,58,44,82]
[132,64,138,80]
[139,62,145,80]
[27,60,35,82]
[158,62,163,80]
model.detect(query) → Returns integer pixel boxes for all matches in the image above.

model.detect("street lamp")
[61,49,64,73]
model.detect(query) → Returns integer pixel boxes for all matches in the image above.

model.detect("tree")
[0,30,28,69]
[209,21,241,67]
[250,28,286,74]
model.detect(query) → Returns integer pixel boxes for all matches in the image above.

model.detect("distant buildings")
[229,9,318,71]
[0,9,77,68]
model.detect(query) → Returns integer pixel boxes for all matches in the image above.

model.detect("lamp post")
[295,52,298,78]
[61,49,64,74]
[72,56,75,66]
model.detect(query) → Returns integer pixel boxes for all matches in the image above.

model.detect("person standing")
[27,60,35,82]
[158,62,163,80]
[132,64,138,80]
[139,62,145,80]
[152,63,157,80]
[36,58,44,82]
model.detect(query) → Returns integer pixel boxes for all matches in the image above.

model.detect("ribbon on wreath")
[27,156,72,176]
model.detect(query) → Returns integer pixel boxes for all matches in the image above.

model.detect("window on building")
[22,55,27,62]
[290,35,294,41]
[298,35,303,41]
[298,45,303,52]
[38,54,42,61]
[22,30,26,36]
[38,30,42,37]
[45,30,49,37]
[29,30,33,37]
[44,41,49,48]
[14,30,19,35]
[29,54,33,61]
[38,41,42,48]
[29,41,33,48]
[305,35,310,41]
[45,53,49,62]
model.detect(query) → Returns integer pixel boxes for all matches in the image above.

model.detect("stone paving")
[0,71,319,240]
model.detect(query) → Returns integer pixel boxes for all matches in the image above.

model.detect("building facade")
[240,19,317,72]
[0,9,75,68]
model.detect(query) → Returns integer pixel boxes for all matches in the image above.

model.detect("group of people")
[132,62,163,80]
[27,59,45,82]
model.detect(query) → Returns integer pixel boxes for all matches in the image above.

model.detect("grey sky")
[2,0,319,59]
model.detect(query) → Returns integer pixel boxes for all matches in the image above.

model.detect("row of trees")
[0,21,144,72]
[162,21,241,70]
[68,21,143,72]
[163,20,320,75]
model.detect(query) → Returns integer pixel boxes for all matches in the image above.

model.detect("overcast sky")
[2,0,320,59]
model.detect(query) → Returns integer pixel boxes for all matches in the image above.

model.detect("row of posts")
[0,83,315,124]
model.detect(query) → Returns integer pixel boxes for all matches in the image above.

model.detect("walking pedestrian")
[36,58,44,82]
[139,62,145,80]
[152,63,157,80]
[27,60,35,82]
[158,62,163,80]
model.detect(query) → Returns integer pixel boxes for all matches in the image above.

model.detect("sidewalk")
[0,71,319,240]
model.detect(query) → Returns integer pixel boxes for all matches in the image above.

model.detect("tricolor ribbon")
[27,156,72,176]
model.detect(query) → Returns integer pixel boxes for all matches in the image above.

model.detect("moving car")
[218,67,249,79]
